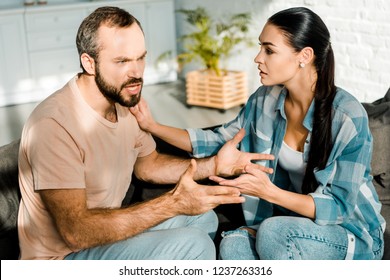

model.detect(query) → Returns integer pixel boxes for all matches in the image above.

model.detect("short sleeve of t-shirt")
[134,123,156,158]
[26,118,86,191]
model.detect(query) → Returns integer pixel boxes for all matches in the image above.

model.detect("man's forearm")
[134,152,216,184]
[62,192,179,251]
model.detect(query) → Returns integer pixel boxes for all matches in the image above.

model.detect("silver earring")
[299,62,305,68]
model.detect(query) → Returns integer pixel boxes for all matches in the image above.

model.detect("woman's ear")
[299,47,314,65]
[80,53,96,75]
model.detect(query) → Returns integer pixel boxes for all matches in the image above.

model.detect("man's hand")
[170,159,245,216]
[214,128,274,177]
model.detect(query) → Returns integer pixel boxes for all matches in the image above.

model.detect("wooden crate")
[186,70,248,110]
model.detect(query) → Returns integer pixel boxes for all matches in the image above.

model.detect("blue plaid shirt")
[187,85,385,259]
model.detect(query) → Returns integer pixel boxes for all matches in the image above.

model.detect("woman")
[131,7,385,259]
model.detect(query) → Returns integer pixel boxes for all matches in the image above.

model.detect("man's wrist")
[194,156,216,180]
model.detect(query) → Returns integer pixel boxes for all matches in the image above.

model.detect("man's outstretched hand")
[170,159,245,216]
[214,128,274,177]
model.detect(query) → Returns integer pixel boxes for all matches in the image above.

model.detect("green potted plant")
[164,7,253,111]
[176,7,253,76]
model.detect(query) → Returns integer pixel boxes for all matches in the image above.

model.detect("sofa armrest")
[0,139,21,260]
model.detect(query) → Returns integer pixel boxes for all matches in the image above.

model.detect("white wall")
[174,0,390,102]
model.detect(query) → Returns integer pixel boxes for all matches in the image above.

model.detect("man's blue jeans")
[65,210,218,260]
[219,216,384,260]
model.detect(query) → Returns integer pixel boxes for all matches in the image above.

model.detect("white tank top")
[278,141,307,193]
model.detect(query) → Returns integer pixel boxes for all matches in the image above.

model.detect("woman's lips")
[259,69,267,77]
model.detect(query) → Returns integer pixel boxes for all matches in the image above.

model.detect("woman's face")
[254,23,302,86]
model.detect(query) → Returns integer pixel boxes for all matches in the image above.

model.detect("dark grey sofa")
[1,90,389,260]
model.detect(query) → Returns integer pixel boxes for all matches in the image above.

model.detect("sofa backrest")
[0,139,21,260]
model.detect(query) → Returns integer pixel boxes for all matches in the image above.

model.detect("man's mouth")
[123,83,141,95]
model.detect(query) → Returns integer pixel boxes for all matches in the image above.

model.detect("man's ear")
[299,47,314,65]
[80,53,96,75]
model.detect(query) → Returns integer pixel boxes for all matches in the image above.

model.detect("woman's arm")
[130,98,193,152]
[134,129,275,184]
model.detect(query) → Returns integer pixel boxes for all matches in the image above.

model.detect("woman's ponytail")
[302,45,337,194]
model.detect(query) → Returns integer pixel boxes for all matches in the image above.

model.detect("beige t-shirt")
[17,76,156,259]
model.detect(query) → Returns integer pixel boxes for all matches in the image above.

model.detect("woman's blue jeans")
[65,210,218,260]
[219,216,383,260]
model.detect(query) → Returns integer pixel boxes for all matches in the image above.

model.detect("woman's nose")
[254,50,262,64]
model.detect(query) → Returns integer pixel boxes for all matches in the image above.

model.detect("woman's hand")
[210,164,275,199]
[129,98,156,133]
[211,164,316,218]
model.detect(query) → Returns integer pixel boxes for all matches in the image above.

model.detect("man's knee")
[198,210,219,239]
[178,227,216,259]
[119,227,216,260]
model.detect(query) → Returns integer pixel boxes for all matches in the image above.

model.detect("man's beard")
[95,65,143,108]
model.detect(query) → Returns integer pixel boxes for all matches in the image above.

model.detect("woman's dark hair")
[268,7,336,194]
[76,6,143,73]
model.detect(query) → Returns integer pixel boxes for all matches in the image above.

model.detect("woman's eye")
[259,44,274,55]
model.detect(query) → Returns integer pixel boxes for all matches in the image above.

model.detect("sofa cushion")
[381,204,390,260]
[0,139,21,259]
[362,88,390,203]
[362,89,390,260]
